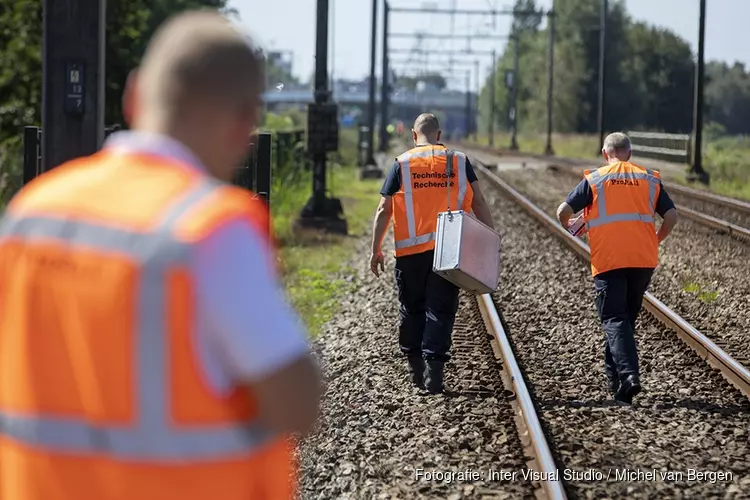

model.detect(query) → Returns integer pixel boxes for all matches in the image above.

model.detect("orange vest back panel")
[0,151,294,500]
[391,145,474,257]
[583,161,660,276]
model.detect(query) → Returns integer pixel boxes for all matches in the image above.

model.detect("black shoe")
[614,374,641,404]
[407,356,425,388]
[608,377,620,396]
[424,360,445,394]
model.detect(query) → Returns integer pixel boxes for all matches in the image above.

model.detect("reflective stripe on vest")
[0,180,275,461]
[394,148,468,250]
[585,168,660,230]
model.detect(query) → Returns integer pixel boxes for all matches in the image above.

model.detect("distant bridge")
[262,88,471,111]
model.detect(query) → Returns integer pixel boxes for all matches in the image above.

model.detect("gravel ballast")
[296,234,534,500]
[487,164,750,369]
[296,156,750,499]
[475,162,750,499]
[669,192,750,230]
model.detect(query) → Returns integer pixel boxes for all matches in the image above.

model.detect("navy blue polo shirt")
[564,176,676,217]
[380,146,478,196]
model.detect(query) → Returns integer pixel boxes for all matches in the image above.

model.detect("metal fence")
[22,125,121,185]
[627,131,692,165]
[18,127,308,235]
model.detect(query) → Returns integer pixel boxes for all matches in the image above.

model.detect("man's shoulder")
[396,149,412,162]
[624,161,661,175]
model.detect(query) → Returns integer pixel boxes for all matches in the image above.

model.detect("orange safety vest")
[0,150,294,500]
[391,145,474,257]
[583,161,661,276]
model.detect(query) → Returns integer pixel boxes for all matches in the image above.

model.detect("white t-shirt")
[105,131,311,394]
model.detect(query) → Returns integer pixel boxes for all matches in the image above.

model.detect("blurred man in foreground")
[0,10,321,500]
[370,113,494,394]
[556,132,678,404]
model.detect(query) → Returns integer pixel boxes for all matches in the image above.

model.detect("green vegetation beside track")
[267,120,383,337]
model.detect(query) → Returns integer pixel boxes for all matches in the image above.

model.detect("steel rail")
[665,183,750,215]
[668,205,750,240]
[473,160,750,399]
[476,294,568,500]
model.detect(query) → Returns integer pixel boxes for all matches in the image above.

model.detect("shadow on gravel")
[650,397,750,414]
[438,388,499,399]
[537,397,625,409]
[538,395,750,414]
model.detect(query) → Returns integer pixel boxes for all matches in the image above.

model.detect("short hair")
[138,10,265,115]
[413,113,440,138]
[603,132,631,156]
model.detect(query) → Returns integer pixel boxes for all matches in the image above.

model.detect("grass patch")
[698,290,719,303]
[682,281,720,303]
[274,163,383,336]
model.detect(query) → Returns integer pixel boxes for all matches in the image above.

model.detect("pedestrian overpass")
[262,88,469,111]
[262,87,476,137]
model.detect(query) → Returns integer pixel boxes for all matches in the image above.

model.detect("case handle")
[445,149,454,217]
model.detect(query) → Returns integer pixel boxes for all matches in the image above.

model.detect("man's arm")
[370,161,399,276]
[557,178,592,228]
[655,182,679,243]
[469,181,495,230]
[371,195,393,255]
[463,159,495,230]
[556,202,575,227]
[195,220,322,437]
[657,208,678,242]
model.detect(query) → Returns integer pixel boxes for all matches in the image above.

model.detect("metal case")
[432,210,502,295]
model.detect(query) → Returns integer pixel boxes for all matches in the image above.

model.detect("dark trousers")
[394,250,460,362]
[593,267,654,382]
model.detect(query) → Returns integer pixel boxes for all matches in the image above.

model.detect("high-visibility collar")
[584,165,660,230]
[104,130,207,174]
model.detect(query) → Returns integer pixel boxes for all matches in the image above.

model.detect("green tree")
[478,0,750,137]
[705,62,750,135]
[263,52,300,89]
[0,0,231,207]
[511,0,543,35]
[624,22,694,133]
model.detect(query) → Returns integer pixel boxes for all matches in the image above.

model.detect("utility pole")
[387,6,549,149]
[691,0,709,184]
[509,36,519,150]
[42,0,106,172]
[365,0,378,166]
[597,0,608,152]
[489,50,496,147]
[545,8,556,155]
[473,60,479,142]
[464,71,472,140]
[299,0,347,233]
[379,0,390,152]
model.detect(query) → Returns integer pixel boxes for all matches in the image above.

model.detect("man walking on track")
[369,113,495,394]
[556,132,679,404]
[0,11,321,500]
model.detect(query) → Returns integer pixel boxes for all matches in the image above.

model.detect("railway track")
[300,143,749,498]
[464,156,750,498]
[475,160,750,398]
[458,143,750,375]
[462,143,750,242]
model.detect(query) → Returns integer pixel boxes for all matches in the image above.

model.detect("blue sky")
[232,0,748,88]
